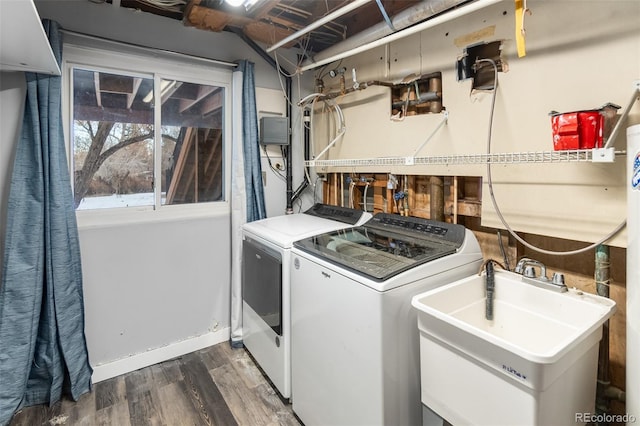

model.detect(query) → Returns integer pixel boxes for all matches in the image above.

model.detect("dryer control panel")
[304,203,365,225]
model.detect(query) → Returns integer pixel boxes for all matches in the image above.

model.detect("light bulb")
[225,0,244,6]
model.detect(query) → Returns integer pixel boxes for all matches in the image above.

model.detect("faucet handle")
[552,272,565,285]
[514,257,531,274]
[524,266,537,278]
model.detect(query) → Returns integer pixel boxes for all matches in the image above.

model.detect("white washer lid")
[243,211,371,249]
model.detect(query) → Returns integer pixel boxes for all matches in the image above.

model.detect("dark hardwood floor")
[9,342,301,426]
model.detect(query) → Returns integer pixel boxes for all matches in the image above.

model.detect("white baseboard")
[90,327,231,383]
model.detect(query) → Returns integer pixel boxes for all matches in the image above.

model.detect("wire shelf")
[305,149,624,168]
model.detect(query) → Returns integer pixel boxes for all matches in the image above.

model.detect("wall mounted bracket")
[603,79,640,150]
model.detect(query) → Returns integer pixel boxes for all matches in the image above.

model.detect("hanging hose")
[477,259,506,321]
[477,58,626,256]
[485,260,495,320]
[298,94,346,162]
[363,181,370,212]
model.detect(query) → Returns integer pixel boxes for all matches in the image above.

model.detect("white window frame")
[62,43,233,228]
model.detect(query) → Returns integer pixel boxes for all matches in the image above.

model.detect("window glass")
[73,69,155,210]
[160,79,225,205]
[71,68,226,211]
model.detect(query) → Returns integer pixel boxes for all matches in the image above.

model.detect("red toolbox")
[550,103,620,151]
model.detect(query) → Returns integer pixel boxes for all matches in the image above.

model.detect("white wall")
[78,215,231,379]
[0,72,25,274]
[0,1,312,381]
[257,87,288,217]
[309,0,639,247]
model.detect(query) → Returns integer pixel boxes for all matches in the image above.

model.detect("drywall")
[257,87,288,217]
[0,72,25,276]
[78,215,230,366]
[309,0,639,247]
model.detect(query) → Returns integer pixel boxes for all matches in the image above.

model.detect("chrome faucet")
[514,258,548,280]
[515,257,568,292]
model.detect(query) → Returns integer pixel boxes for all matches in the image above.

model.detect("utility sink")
[411,269,616,426]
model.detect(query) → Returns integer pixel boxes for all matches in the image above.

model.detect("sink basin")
[411,269,616,426]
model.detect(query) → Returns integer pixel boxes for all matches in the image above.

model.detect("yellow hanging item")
[515,0,528,58]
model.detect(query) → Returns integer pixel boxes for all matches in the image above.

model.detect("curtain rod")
[59,29,238,68]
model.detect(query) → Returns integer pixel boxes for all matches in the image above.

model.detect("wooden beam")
[198,90,223,116]
[248,0,279,20]
[179,85,216,113]
[451,199,481,217]
[166,127,195,204]
[243,21,298,48]
[184,4,233,32]
[99,73,134,93]
[184,3,252,31]
[127,78,142,110]
[74,105,152,124]
[93,71,102,108]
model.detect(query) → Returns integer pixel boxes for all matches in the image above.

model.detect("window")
[159,78,225,205]
[66,45,230,213]
[72,69,155,209]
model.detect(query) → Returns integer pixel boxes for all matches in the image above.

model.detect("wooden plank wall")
[322,172,626,415]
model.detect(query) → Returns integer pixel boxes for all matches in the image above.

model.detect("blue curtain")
[236,60,267,223]
[0,20,93,425]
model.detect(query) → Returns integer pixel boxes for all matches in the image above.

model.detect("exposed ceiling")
[105,0,458,58]
[74,0,476,129]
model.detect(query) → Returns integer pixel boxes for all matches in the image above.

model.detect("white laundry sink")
[411,269,616,426]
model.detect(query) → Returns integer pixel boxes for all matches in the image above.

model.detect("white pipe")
[298,92,326,106]
[298,0,503,73]
[302,0,466,69]
[266,0,373,53]
[627,124,640,424]
[314,100,346,160]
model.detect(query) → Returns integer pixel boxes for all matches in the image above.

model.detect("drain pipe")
[228,27,295,213]
[595,244,625,419]
[430,176,444,221]
[285,75,294,213]
[290,109,310,203]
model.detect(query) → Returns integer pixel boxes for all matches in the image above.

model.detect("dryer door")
[242,237,283,335]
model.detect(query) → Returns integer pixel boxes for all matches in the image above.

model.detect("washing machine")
[290,213,483,426]
[241,203,372,400]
